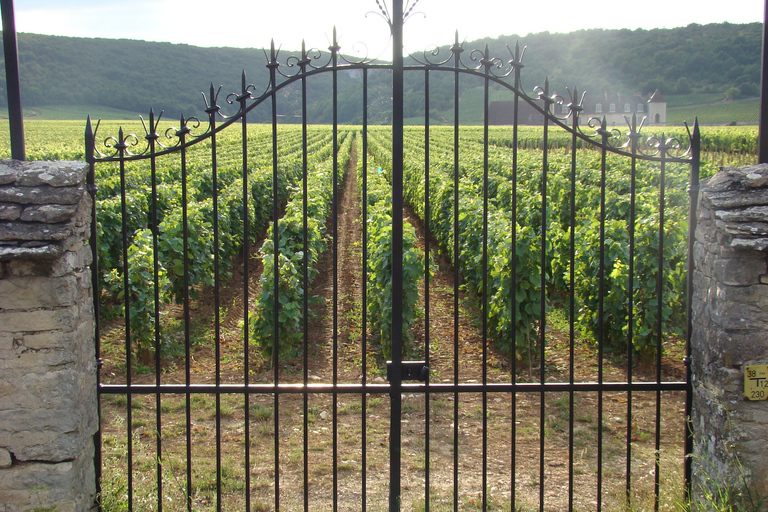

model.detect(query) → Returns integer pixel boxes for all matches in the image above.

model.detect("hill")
[0,22,762,123]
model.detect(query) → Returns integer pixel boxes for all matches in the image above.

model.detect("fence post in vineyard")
[690,162,768,504]
[0,159,98,510]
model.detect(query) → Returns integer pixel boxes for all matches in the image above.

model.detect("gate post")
[691,163,768,506]
[0,160,98,511]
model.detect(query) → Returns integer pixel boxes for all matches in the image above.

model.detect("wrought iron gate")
[86,1,699,510]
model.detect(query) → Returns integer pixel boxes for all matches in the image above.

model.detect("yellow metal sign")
[745,365,768,401]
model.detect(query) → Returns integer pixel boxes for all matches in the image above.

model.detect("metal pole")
[1,0,25,161]
[389,0,404,510]
[759,0,768,162]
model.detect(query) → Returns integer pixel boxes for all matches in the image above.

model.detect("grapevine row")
[369,125,691,360]
[98,126,330,360]
[248,130,354,358]
[361,145,424,359]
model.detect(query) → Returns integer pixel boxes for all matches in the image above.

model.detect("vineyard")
[1,120,758,510]
[86,123,710,375]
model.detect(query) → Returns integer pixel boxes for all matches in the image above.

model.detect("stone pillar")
[691,163,768,505]
[0,160,97,511]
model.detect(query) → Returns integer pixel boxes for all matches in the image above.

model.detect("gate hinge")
[386,361,429,382]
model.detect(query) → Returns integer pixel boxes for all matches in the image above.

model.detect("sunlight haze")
[14,0,765,57]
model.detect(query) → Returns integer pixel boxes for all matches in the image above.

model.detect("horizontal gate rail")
[97,381,689,395]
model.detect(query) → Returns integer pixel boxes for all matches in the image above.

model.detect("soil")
[98,142,688,511]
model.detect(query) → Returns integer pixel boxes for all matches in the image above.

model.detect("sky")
[13,0,766,57]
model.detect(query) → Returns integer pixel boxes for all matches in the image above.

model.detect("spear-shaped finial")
[451,30,464,56]
[85,115,95,163]
[329,26,341,55]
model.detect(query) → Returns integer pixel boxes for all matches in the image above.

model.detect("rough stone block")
[716,205,768,224]
[48,244,93,278]
[731,237,768,251]
[0,220,72,242]
[20,203,79,223]
[5,257,56,277]
[0,163,17,185]
[2,344,78,371]
[0,370,95,462]
[0,202,21,220]
[0,445,95,512]
[718,333,768,367]
[714,254,767,286]
[0,333,11,351]
[0,274,79,310]
[736,164,768,188]
[721,280,768,304]
[717,219,768,237]
[0,446,11,467]
[706,186,768,210]
[0,183,84,205]
[0,305,78,333]
[21,329,77,351]
[0,242,66,261]
[717,303,767,331]
[12,160,89,188]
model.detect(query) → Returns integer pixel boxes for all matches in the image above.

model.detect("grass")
[2,104,143,121]
[666,98,760,125]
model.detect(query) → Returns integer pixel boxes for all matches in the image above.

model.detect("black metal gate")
[86,1,699,510]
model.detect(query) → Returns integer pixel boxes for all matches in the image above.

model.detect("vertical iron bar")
[1,0,25,161]
[481,45,491,511]
[568,97,579,512]
[451,30,462,512]
[362,66,369,512]
[539,88,550,512]
[597,118,608,512]
[117,130,133,512]
[85,118,102,512]
[626,116,640,507]
[239,71,252,512]
[332,31,340,512]
[146,110,164,512]
[178,124,193,512]
[268,42,281,512]
[207,92,222,512]
[390,1,405,510]
[300,41,311,512]
[654,141,668,512]
[510,44,522,512]
[684,120,700,501]
[423,67,431,512]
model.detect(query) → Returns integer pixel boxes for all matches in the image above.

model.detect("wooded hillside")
[0,21,761,123]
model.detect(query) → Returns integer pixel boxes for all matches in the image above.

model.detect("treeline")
[474,22,762,98]
[0,21,761,123]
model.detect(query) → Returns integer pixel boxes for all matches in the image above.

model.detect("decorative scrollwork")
[225,70,258,111]
[283,41,324,76]
[410,40,453,67]
[533,78,568,122]
[371,0,421,33]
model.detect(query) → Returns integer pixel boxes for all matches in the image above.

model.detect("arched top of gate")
[85,0,699,165]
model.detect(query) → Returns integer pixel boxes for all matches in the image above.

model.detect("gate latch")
[386,361,429,382]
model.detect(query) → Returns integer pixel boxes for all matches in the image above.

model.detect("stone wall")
[691,163,768,504]
[0,160,97,511]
